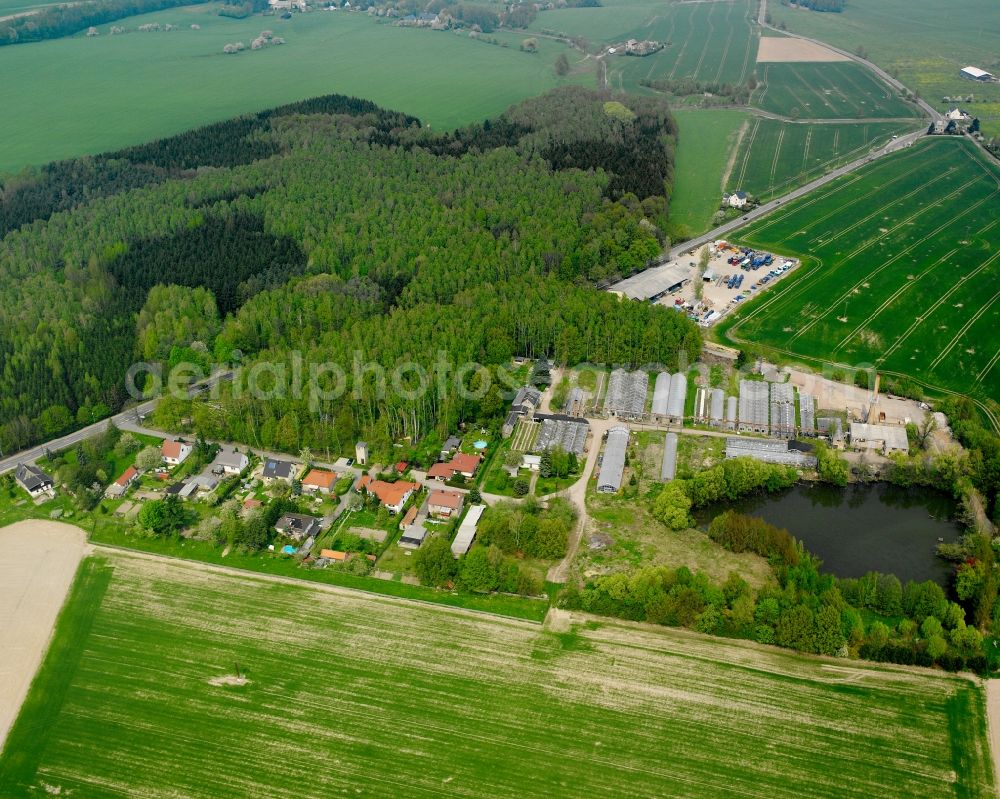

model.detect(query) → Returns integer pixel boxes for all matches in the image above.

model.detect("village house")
[15,462,54,498]
[440,436,461,459]
[725,191,748,209]
[427,489,464,519]
[106,465,139,498]
[161,439,193,467]
[364,479,419,513]
[261,458,299,484]
[213,447,249,475]
[426,452,482,481]
[274,513,322,542]
[302,469,337,495]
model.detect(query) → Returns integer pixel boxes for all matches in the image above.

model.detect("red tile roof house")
[450,453,482,478]
[426,462,454,481]
[302,469,337,494]
[364,480,419,514]
[427,489,464,519]
[161,439,193,467]
[106,465,139,498]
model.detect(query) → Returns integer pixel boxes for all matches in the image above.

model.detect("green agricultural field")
[1,550,994,798]
[753,61,920,120]
[531,0,759,91]
[728,117,918,199]
[0,5,581,173]
[767,0,1000,136]
[670,108,748,235]
[718,137,1000,420]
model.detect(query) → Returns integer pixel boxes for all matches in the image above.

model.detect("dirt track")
[0,521,89,753]
[987,680,1000,796]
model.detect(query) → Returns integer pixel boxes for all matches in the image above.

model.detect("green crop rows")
[753,61,920,120]
[729,117,918,199]
[0,550,994,798]
[719,138,1000,414]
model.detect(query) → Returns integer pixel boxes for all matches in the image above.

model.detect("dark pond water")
[694,482,963,585]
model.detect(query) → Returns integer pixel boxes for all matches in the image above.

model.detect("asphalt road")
[0,372,231,475]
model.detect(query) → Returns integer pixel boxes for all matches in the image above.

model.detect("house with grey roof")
[15,463,54,498]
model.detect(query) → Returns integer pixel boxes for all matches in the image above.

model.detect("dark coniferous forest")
[0,87,697,454]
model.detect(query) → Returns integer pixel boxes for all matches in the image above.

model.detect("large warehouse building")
[609,262,690,301]
[961,66,994,82]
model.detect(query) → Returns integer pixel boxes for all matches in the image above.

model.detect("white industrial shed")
[709,388,725,426]
[961,66,993,81]
[451,505,485,557]
[850,423,909,454]
[604,369,648,419]
[597,426,630,493]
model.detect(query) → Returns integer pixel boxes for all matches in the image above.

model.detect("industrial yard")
[609,242,800,329]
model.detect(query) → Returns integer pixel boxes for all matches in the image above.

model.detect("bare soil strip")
[0,521,89,753]
[757,36,850,63]
[986,680,1000,795]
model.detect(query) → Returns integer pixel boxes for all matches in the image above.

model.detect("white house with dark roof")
[15,463,54,498]
[261,458,298,484]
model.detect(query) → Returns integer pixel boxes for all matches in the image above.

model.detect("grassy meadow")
[0,4,582,173]
[669,108,748,235]
[718,138,1000,413]
[753,61,920,120]
[0,550,994,798]
[767,0,1000,135]
[729,117,918,199]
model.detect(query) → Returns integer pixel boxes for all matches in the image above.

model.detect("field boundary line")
[976,347,1000,385]
[738,0,755,84]
[712,0,735,84]
[788,181,994,346]
[876,236,1000,366]
[668,2,695,80]
[928,288,1000,372]
[690,0,716,81]
[91,543,547,626]
[768,125,785,190]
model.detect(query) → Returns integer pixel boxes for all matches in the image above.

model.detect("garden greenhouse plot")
[0,550,993,798]
[719,138,1000,412]
[753,61,920,120]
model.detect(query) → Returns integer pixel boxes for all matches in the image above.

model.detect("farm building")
[726,396,738,431]
[661,432,678,481]
[725,438,816,468]
[666,372,687,424]
[961,66,993,82]
[597,426,629,493]
[452,505,485,557]
[818,417,845,445]
[564,387,585,416]
[799,393,816,436]
[609,261,690,301]
[849,423,909,454]
[106,465,139,498]
[709,389,725,427]
[15,462,54,498]
[274,513,321,542]
[302,469,337,494]
[262,459,298,484]
[399,524,429,549]
[428,489,464,519]
[604,369,648,419]
[161,439,192,467]
[738,380,769,434]
[770,382,796,439]
[534,414,588,456]
[520,454,542,471]
[651,372,671,419]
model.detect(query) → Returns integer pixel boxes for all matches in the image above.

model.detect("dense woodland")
[0,0,209,45]
[0,88,693,454]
